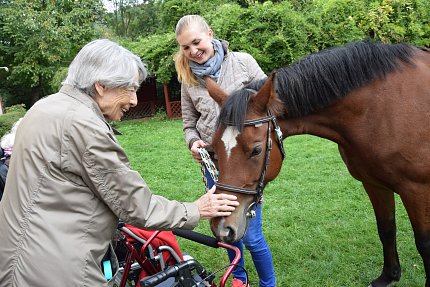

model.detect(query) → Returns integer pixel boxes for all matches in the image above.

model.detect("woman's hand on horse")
[191,140,207,163]
[195,186,239,220]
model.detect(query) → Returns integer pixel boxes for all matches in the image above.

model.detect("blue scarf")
[189,39,225,82]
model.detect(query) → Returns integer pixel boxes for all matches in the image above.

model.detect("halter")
[203,110,286,217]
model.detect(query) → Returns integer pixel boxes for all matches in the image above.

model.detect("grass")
[116,118,424,287]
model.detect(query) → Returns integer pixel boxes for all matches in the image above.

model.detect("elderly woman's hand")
[194,186,239,219]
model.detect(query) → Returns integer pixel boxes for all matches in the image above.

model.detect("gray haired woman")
[0,39,238,287]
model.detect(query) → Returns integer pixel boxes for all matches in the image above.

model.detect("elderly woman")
[0,39,238,287]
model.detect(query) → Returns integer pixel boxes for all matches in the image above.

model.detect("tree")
[123,32,178,84]
[0,0,105,107]
[105,0,146,38]
[104,0,239,39]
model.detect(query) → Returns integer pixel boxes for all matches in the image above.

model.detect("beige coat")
[181,49,267,151]
[0,85,200,287]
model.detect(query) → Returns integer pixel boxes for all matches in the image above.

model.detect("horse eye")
[250,146,262,157]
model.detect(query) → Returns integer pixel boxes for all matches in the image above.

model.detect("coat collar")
[59,84,114,133]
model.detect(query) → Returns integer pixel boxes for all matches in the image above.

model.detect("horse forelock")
[217,87,259,131]
[275,41,416,118]
[217,78,270,131]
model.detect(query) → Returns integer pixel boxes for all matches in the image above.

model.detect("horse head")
[205,75,286,243]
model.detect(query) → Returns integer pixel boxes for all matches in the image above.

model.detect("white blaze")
[221,126,240,158]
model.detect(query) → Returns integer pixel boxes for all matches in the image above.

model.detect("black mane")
[217,78,267,131]
[219,41,416,128]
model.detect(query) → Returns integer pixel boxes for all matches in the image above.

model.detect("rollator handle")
[140,259,199,287]
[172,229,219,248]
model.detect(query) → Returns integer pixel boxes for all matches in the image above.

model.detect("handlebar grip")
[140,259,199,287]
[173,229,219,248]
[140,265,178,287]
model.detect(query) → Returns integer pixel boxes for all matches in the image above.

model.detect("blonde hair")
[174,15,211,86]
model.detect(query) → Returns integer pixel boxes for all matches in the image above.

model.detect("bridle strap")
[270,112,286,159]
[221,112,285,160]
[222,115,274,127]
[215,182,258,195]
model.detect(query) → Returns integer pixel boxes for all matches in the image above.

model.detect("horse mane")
[276,41,415,117]
[217,78,267,131]
[218,41,416,128]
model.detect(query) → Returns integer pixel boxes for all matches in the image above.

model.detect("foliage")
[119,0,430,82]
[253,1,315,62]
[0,104,26,138]
[122,33,178,83]
[104,0,159,39]
[305,0,367,50]
[0,0,105,107]
[50,67,69,92]
[359,0,430,46]
[150,107,169,121]
[155,0,203,33]
[1,0,429,112]
[104,0,238,39]
[4,104,26,114]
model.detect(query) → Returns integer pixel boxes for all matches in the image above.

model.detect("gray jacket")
[0,85,200,287]
[181,49,267,151]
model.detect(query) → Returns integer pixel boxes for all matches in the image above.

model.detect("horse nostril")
[225,226,236,243]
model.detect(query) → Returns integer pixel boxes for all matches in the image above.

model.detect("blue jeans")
[204,167,276,287]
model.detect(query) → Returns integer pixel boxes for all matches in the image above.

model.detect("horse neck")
[278,107,347,145]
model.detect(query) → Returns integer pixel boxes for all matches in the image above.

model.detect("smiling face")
[94,73,139,122]
[176,24,214,65]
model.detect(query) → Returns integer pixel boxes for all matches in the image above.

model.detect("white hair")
[63,39,148,97]
[1,118,22,153]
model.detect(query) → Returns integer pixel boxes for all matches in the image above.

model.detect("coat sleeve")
[239,52,267,82]
[180,84,202,149]
[71,118,200,230]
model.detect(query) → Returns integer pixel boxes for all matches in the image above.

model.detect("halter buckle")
[246,209,256,219]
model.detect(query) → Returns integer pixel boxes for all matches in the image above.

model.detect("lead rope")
[198,147,218,191]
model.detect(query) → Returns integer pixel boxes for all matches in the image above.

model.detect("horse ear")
[252,73,277,114]
[204,76,227,106]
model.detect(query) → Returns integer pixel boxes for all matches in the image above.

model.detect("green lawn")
[116,118,423,287]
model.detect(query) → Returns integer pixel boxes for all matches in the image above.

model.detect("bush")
[123,33,178,84]
[306,0,367,50]
[123,0,430,86]
[206,2,314,73]
[0,104,26,138]
[151,107,169,121]
[359,0,430,46]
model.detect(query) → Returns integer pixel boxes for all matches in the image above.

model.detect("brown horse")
[205,41,430,287]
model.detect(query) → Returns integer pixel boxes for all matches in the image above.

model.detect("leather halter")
[215,110,286,209]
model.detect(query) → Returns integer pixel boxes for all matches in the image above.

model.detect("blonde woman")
[175,15,276,287]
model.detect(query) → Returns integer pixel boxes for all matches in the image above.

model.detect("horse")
[204,41,430,287]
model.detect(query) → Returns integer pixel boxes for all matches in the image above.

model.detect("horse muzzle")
[210,205,254,243]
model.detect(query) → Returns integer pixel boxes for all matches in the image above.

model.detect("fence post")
[163,83,173,118]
